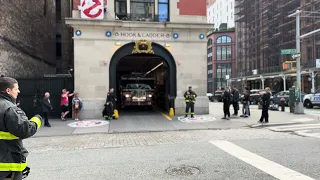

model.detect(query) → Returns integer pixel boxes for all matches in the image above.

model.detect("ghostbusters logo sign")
[78,0,104,19]
[68,120,109,128]
[177,115,216,123]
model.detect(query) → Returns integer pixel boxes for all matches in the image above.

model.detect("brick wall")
[0,0,56,78]
[177,0,206,16]
[73,0,108,10]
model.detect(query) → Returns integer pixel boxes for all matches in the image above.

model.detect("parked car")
[213,90,223,102]
[271,90,306,106]
[303,89,320,108]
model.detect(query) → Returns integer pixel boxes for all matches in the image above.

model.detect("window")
[130,0,155,21]
[158,0,169,22]
[56,35,62,58]
[44,0,47,16]
[207,64,213,79]
[316,46,320,59]
[207,48,212,62]
[307,47,313,61]
[115,0,127,19]
[216,35,232,43]
[56,0,61,21]
[207,38,212,46]
[216,63,232,88]
[216,45,232,60]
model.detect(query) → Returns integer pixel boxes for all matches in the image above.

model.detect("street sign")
[292,53,301,59]
[316,59,320,68]
[281,49,296,54]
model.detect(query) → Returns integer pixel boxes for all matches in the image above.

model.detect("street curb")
[31,128,234,138]
[248,122,301,128]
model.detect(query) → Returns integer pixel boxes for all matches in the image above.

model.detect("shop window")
[115,0,127,19]
[130,0,155,21]
[216,63,232,80]
[158,0,169,22]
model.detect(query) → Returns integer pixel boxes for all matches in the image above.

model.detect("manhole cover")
[166,166,200,176]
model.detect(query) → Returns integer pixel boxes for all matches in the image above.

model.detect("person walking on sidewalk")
[42,92,53,127]
[231,86,240,116]
[72,92,83,121]
[0,77,42,180]
[259,87,271,123]
[222,87,231,120]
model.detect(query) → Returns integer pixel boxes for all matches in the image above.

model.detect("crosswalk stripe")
[268,124,320,132]
[295,130,320,138]
[210,140,316,180]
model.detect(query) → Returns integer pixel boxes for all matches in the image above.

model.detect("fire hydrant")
[280,97,285,111]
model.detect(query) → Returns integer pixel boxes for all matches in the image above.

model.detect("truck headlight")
[125,94,130,98]
[148,94,152,97]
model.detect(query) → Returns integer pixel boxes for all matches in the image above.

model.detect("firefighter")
[104,88,117,120]
[259,87,271,123]
[0,77,42,180]
[184,86,197,118]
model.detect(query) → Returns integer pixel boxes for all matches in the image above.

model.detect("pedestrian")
[60,89,74,121]
[222,87,231,120]
[240,87,250,117]
[184,86,197,118]
[72,92,83,121]
[0,77,42,180]
[42,92,53,127]
[259,87,271,123]
[231,86,240,116]
[103,88,117,120]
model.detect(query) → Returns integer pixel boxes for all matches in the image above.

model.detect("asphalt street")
[24,129,320,180]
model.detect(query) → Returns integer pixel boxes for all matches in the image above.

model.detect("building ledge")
[65,18,213,31]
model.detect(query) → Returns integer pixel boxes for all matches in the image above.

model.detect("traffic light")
[282,61,296,71]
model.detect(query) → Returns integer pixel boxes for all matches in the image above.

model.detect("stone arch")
[109,41,177,98]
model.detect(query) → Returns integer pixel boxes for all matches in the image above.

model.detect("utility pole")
[288,10,304,114]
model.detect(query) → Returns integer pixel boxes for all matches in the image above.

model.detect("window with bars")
[216,45,232,60]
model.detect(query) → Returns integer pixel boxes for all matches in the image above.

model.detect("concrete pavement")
[32,102,320,137]
[24,129,320,180]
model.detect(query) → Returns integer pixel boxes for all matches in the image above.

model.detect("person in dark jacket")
[241,87,250,117]
[184,86,197,118]
[103,88,117,120]
[259,87,271,123]
[231,86,240,116]
[0,77,42,180]
[222,87,231,120]
[42,92,53,127]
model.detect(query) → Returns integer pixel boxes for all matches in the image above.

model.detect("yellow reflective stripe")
[185,100,190,102]
[0,162,27,171]
[30,117,41,129]
[0,131,18,140]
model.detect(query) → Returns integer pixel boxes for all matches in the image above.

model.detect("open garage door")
[109,40,177,115]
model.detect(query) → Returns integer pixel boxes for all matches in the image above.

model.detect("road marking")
[268,123,320,132]
[295,130,320,138]
[210,140,315,180]
[155,109,172,120]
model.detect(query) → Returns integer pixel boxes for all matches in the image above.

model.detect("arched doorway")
[109,40,177,111]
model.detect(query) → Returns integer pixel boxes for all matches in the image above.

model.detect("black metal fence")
[16,76,74,118]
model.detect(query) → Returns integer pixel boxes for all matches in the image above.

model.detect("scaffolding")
[235,0,300,77]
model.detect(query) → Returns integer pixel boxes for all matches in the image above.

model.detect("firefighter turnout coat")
[0,93,41,172]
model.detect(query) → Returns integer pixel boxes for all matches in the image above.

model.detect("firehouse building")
[66,0,212,119]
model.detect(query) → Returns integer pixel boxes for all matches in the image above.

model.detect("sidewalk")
[209,102,320,127]
[31,102,320,137]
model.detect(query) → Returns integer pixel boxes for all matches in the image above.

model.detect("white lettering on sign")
[78,0,104,19]
[114,32,172,40]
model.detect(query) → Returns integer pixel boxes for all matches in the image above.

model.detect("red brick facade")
[73,0,107,10]
[177,0,206,16]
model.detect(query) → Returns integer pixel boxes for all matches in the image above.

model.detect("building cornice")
[65,18,213,31]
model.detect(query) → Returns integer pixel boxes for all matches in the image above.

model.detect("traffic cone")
[114,109,119,119]
[169,107,174,117]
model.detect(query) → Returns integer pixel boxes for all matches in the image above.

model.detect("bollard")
[280,98,285,112]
